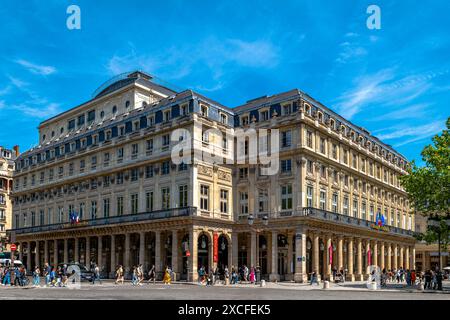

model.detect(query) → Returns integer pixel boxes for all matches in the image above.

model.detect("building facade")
[9,71,416,281]
[414,214,449,271]
[0,146,17,251]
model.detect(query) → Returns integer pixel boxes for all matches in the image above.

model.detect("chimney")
[13,145,20,157]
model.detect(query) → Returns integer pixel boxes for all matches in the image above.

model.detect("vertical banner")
[213,233,219,263]
[328,243,333,265]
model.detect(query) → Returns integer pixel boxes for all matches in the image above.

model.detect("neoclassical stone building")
[9,71,416,281]
[0,146,17,251]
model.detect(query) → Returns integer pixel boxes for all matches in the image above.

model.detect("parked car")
[57,263,94,282]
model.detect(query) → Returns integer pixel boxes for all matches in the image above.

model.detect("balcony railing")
[11,206,197,235]
[302,207,415,237]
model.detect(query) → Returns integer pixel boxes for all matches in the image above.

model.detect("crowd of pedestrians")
[197,265,262,286]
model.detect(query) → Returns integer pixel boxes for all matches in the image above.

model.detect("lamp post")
[428,216,450,271]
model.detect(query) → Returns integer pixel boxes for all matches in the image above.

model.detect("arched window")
[112,105,117,114]
[125,101,130,109]
[100,111,105,119]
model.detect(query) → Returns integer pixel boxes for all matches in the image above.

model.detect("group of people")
[0,265,29,286]
[197,265,261,286]
[114,264,172,285]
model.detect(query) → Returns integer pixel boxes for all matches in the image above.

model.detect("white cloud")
[106,37,280,86]
[374,120,445,148]
[15,59,56,75]
[11,103,61,119]
[370,103,432,121]
[334,69,447,119]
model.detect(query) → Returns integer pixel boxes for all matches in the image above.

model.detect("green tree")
[400,117,450,251]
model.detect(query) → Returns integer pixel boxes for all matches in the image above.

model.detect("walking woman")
[147,265,156,284]
[163,266,172,285]
[33,266,41,287]
[115,265,124,285]
[249,266,256,284]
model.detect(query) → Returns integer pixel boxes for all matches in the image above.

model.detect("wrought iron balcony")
[11,206,197,235]
[301,207,415,237]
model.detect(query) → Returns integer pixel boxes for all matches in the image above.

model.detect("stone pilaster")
[74,238,79,263]
[171,230,178,275]
[269,230,279,281]
[110,235,116,278]
[294,228,308,283]
[355,238,363,281]
[346,237,355,281]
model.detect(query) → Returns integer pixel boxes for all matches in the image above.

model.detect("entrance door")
[278,249,288,281]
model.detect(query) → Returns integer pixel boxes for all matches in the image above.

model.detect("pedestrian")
[249,266,256,284]
[310,271,319,286]
[92,264,102,285]
[44,262,51,286]
[163,266,172,285]
[137,264,144,285]
[2,267,11,286]
[147,265,156,284]
[406,270,411,286]
[432,270,437,290]
[214,267,220,285]
[411,270,416,286]
[224,266,230,285]
[243,265,249,283]
[131,266,138,286]
[115,265,124,285]
[33,266,41,287]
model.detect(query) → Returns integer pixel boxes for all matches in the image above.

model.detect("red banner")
[328,243,333,265]
[213,233,219,263]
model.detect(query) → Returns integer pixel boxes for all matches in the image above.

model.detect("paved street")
[0,280,448,300]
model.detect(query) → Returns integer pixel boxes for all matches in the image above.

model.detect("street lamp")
[248,214,254,226]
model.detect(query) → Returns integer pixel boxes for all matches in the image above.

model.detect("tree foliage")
[400,117,450,217]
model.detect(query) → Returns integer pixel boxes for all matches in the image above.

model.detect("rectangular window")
[145,165,154,178]
[320,137,326,154]
[281,159,292,173]
[162,134,170,147]
[352,200,358,218]
[220,189,228,214]
[90,201,97,219]
[116,172,124,184]
[131,168,139,182]
[161,187,170,210]
[130,194,138,214]
[281,130,292,148]
[117,197,124,216]
[132,143,139,157]
[103,198,110,218]
[319,190,326,210]
[343,196,349,215]
[332,144,338,159]
[87,110,96,123]
[239,167,249,179]
[258,189,268,212]
[146,191,154,212]
[179,185,188,208]
[239,192,249,215]
[260,110,269,121]
[306,130,313,148]
[306,186,313,207]
[281,184,293,210]
[200,185,209,211]
[161,161,170,175]
[79,203,84,220]
[369,205,374,221]
[332,193,338,213]
[362,202,367,220]
[68,119,76,131]
[146,139,153,153]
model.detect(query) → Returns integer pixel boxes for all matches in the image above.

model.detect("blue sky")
[0,0,449,165]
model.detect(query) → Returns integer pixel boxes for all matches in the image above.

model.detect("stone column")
[312,233,320,281]
[387,243,392,270]
[63,238,69,263]
[26,241,32,271]
[188,228,198,282]
[53,240,58,266]
[411,247,416,270]
[393,244,398,270]
[380,242,385,270]
[287,232,293,277]
[110,235,116,278]
[171,230,178,275]
[325,234,332,280]
[294,228,307,282]
[35,241,40,268]
[154,231,161,277]
[269,230,279,281]
[124,233,130,276]
[74,238,79,263]
[373,241,378,268]
[399,245,404,269]
[85,237,90,268]
[44,240,49,264]
[405,246,410,270]
[97,236,103,269]
[356,238,363,281]
[347,238,354,281]
[18,242,23,262]
[139,232,146,267]
[232,232,238,269]
[365,241,371,277]
[250,231,257,268]
[337,236,344,271]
